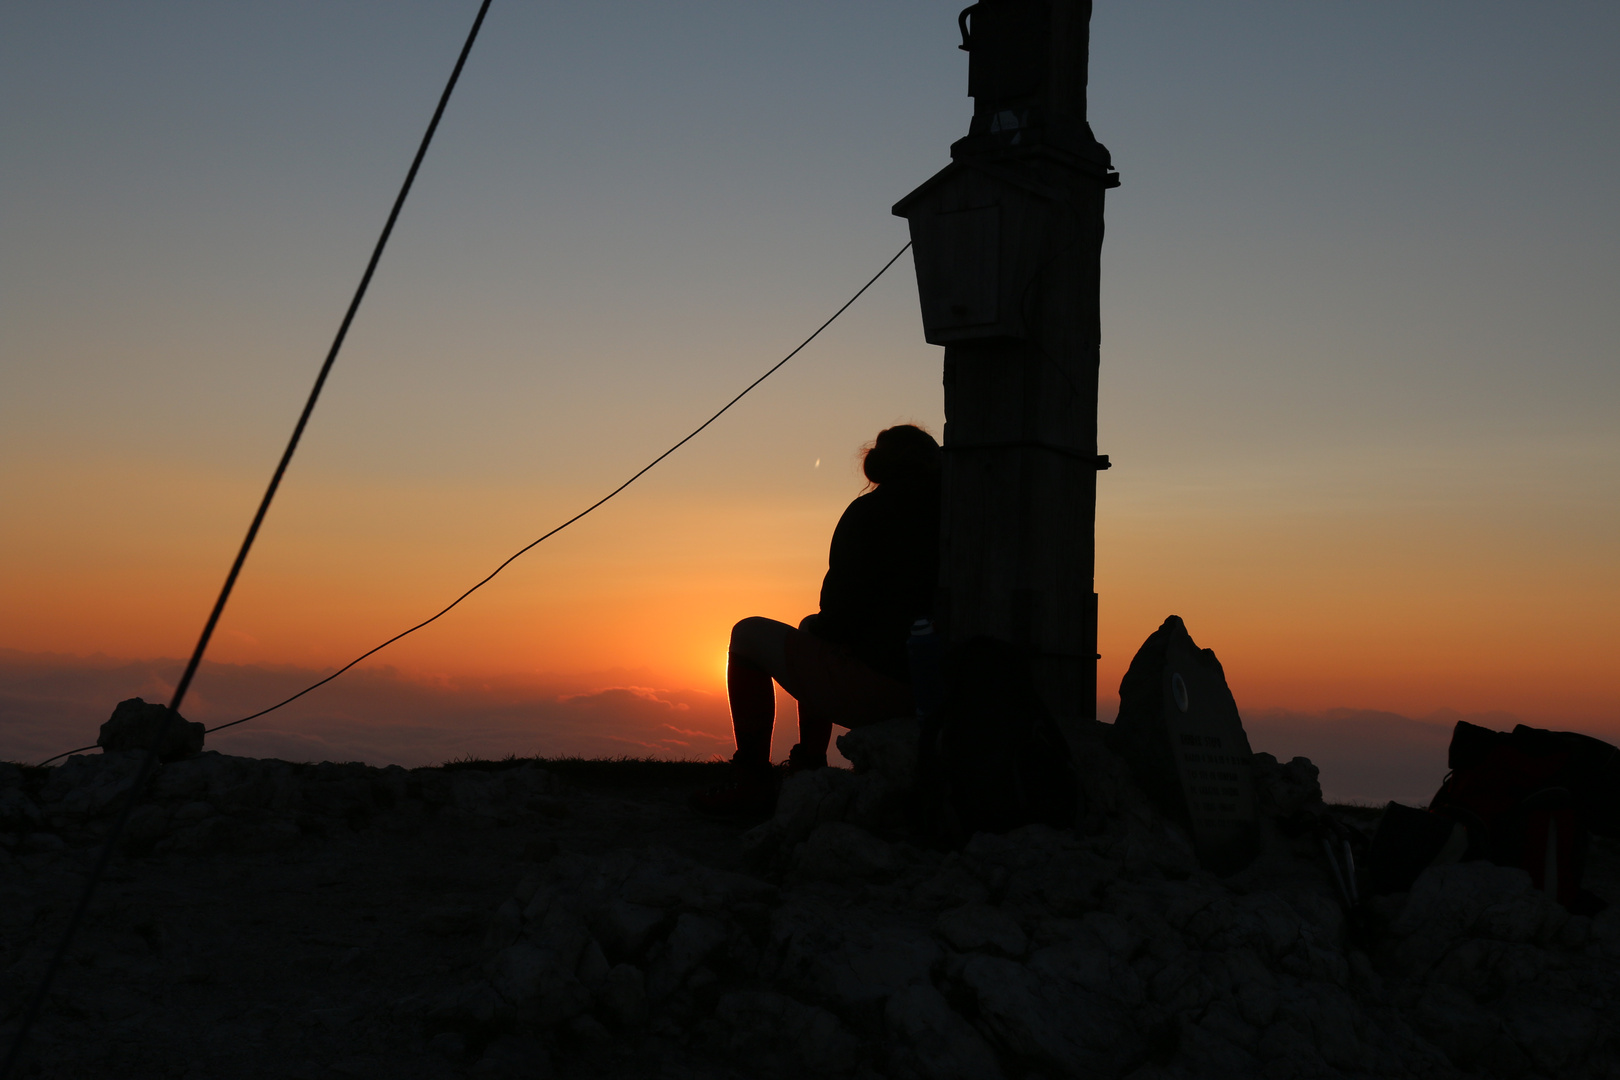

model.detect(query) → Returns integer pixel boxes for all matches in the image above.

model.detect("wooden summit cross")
[894,0,1117,731]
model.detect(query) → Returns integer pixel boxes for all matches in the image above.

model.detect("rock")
[1412,982,1497,1071]
[911,856,990,910]
[473,1034,552,1078]
[968,825,1114,916]
[425,982,514,1039]
[1068,727,1152,829]
[575,939,610,991]
[1080,910,1140,959]
[0,787,43,830]
[1113,818,1201,879]
[485,941,591,1026]
[485,898,524,949]
[767,901,942,1029]
[1274,982,1367,1072]
[1475,889,1566,945]
[11,742,1619,1079]
[794,822,898,882]
[884,983,1004,1080]
[122,803,172,851]
[529,902,591,970]
[837,716,920,829]
[564,1013,611,1044]
[742,767,863,859]
[616,847,775,912]
[416,905,486,938]
[1394,861,1532,937]
[1591,905,1620,957]
[739,725,930,859]
[1181,1009,1263,1074]
[590,899,666,959]
[1503,995,1600,1073]
[21,831,67,853]
[1221,948,1280,1028]
[960,951,1141,1075]
[172,800,215,823]
[1383,861,1536,976]
[1250,753,1324,819]
[449,770,500,819]
[97,697,204,761]
[838,717,919,785]
[41,750,144,818]
[426,1031,465,1061]
[598,964,647,1028]
[1255,1018,1330,1078]
[712,989,861,1075]
[934,903,1026,957]
[645,912,728,1000]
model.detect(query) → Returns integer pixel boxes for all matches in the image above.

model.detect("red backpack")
[1429,721,1616,915]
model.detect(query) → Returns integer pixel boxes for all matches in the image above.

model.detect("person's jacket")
[810,477,940,682]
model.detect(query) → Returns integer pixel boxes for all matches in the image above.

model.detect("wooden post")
[894,0,1117,730]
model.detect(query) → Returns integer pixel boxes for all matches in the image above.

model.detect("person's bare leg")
[795,701,833,768]
[727,617,794,764]
[788,615,831,767]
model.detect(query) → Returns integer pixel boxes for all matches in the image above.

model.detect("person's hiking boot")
[688,755,777,818]
[784,743,828,776]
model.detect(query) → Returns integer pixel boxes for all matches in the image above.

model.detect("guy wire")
[2,2,495,1073]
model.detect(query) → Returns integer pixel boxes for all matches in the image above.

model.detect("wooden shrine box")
[892,159,1068,346]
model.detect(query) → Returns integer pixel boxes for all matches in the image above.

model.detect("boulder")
[765,900,942,1030]
[933,903,1026,957]
[792,822,899,883]
[712,989,861,1075]
[97,697,204,761]
[40,750,145,818]
[884,983,1004,1080]
[645,912,728,1000]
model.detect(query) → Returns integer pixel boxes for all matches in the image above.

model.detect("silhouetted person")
[690,424,941,816]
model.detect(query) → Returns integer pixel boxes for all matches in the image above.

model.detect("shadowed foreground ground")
[2,736,1617,1079]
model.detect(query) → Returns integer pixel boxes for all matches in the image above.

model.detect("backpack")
[1107,616,1260,872]
[914,637,1078,847]
[1428,721,1617,914]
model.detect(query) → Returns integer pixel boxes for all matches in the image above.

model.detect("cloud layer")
[6,651,1590,809]
[0,651,741,769]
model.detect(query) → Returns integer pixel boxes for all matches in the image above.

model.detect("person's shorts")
[782,628,913,729]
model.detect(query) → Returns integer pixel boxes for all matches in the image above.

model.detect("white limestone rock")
[884,982,1004,1080]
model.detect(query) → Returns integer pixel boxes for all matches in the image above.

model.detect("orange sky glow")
[3,4,1617,785]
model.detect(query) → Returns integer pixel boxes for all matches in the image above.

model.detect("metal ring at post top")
[958,4,979,51]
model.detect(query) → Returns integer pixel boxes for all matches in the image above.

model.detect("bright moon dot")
[814,458,820,468]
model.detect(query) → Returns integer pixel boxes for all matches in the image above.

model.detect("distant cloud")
[9,651,1606,808]
[1245,707,1483,806]
[0,650,731,768]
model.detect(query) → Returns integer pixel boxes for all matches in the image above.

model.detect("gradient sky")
[3,2,1617,766]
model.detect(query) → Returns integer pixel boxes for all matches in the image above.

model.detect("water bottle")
[906,618,944,718]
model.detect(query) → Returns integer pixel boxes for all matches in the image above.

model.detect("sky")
[3,2,1617,796]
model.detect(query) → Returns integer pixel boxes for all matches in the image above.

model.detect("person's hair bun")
[861,424,941,486]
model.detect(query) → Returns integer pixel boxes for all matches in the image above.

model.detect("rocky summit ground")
[2,721,1617,1080]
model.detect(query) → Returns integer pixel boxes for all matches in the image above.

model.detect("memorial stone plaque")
[1109,615,1260,872]
[1159,633,1259,871]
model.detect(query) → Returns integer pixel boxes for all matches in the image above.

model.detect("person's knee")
[729,617,772,663]
[730,617,791,679]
